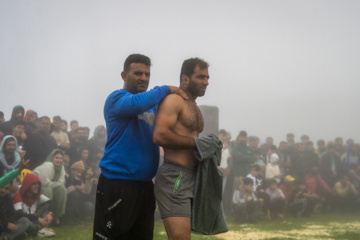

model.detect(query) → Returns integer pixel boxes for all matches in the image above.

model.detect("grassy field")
[27,212,360,240]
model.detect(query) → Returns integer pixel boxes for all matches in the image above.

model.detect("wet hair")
[12,120,26,128]
[123,54,151,72]
[180,58,209,82]
[243,177,254,185]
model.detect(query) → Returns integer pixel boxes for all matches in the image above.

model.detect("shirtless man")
[153,58,209,240]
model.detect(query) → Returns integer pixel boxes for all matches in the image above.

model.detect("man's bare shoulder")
[159,93,185,109]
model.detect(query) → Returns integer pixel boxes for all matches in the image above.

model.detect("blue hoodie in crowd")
[99,86,170,182]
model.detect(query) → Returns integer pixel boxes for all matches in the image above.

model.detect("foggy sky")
[1,0,359,145]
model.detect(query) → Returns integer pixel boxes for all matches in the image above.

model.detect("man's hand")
[19,152,30,171]
[8,223,17,233]
[167,86,188,99]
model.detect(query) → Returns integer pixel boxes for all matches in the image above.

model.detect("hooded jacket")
[0,106,25,136]
[0,135,21,177]
[13,174,51,221]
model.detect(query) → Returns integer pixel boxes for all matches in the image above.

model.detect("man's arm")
[153,94,196,149]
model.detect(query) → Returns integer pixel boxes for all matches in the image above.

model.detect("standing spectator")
[0,106,24,136]
[67,120,79,142]
[335,137,345,155]
[88,125,106,161]
[10,121,26,150]
[50,116,70,151]
[302,141,319,178]
[341,142,359,173]
[60,119,68,133]
[287,133,295,143]
[32,149,67,221]
[320,143,342,188]
[69,127,89,165]
[316,139,327,158]
[24,116,57,170]
[217,129,231,193]
[229,130,255,187]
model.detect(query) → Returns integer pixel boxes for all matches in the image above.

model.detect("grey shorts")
[154,161,196,218]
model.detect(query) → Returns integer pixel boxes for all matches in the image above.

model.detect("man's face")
[238,135,247,144]
[122,63,150,94]
[39,118,51,134]
[0,184,11,197]
[244,184,253,192]
[15,109,24,121]
[0,116,4,123]
[60,122,67,132]
[12,125,25,138]
[71,122,79,132]
[188,66,209,97]
[53,120,61,131]
[76,129,87,142]
[4,140,16,154]
[81,150,89,161]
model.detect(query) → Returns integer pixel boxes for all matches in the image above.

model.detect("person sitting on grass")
[265,178,286,218]
[289,180,317,218]
[331,174,359,211]
[0,155,29,240]
[232,177,263,223]
[12,174,55,238]
[64,161,94,224]
[32,149,67,222]
[279,175,296,205]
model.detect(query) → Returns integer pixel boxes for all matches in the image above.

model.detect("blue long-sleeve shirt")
[99,85,170,181]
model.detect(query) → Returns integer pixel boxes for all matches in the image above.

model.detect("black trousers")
[93,174,156,240]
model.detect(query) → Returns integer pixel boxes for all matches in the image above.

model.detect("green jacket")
[0,169,20,188]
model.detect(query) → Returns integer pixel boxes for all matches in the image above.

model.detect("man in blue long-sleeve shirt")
[93,54,187,240]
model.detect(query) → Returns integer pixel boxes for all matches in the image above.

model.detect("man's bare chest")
[179,101,204,134]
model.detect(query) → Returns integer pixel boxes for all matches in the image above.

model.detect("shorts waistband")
[163,160,197,172]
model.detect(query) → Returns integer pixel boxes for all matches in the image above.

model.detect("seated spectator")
[0,156,29,240]
[0,106,24,136]
[10,121,26,151]
[24,116,57,170]
[79,148,90,167]
[320,142,342,188]
[232,177,263,223]
[331,174,359,211]
[348,163,360,191]
[50,116,70,151]
[279,175,296,204]
[69,127,89,165]
[253,149,265,175]
[13,174,55,238]
[289,180,317,218]
[265,153,282,183]
[0,136,20,178]
[265,179,286,218]
[305,166,332,210]
[246,164,262,192]
[64,161,94,224]
[23,110,38,136]
[32,149,67,221]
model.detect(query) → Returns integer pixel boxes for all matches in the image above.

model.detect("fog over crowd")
[1,0,359,144]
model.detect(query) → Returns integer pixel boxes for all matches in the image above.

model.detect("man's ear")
[181,74,189,85]
[121,71,127,81]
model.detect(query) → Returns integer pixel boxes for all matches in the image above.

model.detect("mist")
[1,0,359,145]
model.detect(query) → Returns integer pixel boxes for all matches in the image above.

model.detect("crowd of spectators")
[0,105,358,239]
[218,129,360,224]
[0,106,105,239]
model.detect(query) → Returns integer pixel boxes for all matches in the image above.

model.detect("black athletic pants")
[93,174,156,240]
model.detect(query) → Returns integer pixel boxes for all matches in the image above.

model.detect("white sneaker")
[37,228,56,238]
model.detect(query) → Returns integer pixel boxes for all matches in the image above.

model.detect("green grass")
[26,212,360,240]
